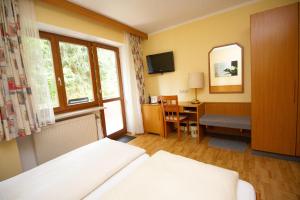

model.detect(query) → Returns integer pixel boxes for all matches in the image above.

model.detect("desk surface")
[179,101,204,107]
[144,102,204,107]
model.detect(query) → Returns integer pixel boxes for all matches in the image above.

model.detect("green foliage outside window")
[97,48,120,100]
[59,42,94,104]
[40,39,121,108]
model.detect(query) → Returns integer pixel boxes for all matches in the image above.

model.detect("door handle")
[57,77,62,86]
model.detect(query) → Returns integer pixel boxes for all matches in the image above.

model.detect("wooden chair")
[160,96,189,140]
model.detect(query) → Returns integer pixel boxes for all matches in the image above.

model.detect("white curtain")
[0,0,54,141]
[120,33,144,135]
[19,0,55,127]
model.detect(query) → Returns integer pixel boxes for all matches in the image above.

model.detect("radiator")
[33,114,99,164]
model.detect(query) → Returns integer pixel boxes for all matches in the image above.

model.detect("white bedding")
[237,180,256,200]
[84,154,150,199]
[0,138,145,200]
[0,138,255,200]
[85,154,255,200]
[99,150,240,200]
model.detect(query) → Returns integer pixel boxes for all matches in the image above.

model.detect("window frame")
[40,31,99,113]
[92,43,127,138]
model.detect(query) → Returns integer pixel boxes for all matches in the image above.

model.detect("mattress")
[0,138,145,200]
[84,154,256,200]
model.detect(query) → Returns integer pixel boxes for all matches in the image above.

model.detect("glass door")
[93,44,126,138]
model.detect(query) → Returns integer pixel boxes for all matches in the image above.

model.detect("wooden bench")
[199,102,251,137]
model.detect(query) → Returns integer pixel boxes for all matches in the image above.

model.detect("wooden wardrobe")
[251,2,300,156]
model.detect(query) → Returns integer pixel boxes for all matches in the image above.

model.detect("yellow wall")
[34,1,124,43]
[142,0,298,102]
[0,140,22,181]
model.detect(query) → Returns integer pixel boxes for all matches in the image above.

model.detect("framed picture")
[208,43,243,93]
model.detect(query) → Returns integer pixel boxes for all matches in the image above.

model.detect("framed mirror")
[208,43,243,93]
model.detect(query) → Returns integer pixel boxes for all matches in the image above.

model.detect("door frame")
[92,43,127,139]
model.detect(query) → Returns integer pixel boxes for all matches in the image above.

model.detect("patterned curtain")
[0,0,54,141]
[128,34,146,104]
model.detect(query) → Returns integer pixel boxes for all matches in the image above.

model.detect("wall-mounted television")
[146,51,175,74]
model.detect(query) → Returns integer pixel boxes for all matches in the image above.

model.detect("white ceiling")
[69,0,255,34]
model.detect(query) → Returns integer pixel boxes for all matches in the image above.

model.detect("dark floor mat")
[208,137,249,152]
[116,135,136,143]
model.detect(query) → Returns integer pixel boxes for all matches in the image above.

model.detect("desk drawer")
[142,104,164,136]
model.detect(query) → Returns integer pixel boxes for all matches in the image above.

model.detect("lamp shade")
[188,72,204,89]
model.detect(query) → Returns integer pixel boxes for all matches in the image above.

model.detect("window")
[40,32,127,137]
[39,32,98,113]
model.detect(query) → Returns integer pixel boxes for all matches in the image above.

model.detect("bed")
[0,138,255,200]
[0,138,146,200]
[84,152,255,200]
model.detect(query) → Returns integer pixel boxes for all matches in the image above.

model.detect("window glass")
[97,48,120,100]
[40,39,59,107]
[59,42,94,105]
[103,100,124,135]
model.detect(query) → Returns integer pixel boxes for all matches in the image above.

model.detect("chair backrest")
[160,96,179,121]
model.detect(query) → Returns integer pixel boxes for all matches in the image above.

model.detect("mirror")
[208,43,243,93]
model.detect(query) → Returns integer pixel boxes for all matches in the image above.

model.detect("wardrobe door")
[298,96,300,156]
[297,3,300,157]
[251,3,299,155]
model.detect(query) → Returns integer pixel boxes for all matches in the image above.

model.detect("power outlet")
[179,89,189,94]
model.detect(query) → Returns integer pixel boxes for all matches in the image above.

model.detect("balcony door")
[93,44,126,138]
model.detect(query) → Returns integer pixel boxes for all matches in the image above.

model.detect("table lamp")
[188,72,204,104]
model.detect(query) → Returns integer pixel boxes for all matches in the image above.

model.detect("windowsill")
[55,106,105,121]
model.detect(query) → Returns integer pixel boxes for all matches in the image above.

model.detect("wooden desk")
[142,102,205,142]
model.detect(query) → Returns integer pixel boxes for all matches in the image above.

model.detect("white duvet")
[101,150,239,200]
[0,138,145,200]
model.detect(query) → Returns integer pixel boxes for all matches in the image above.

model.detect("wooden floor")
[129,133,300,200]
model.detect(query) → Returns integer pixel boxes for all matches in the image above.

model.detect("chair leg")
[186,120,190,135]
[177,122,181,140]
[164,121,168,139]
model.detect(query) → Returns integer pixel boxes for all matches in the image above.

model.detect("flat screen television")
[146,51,174,74]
